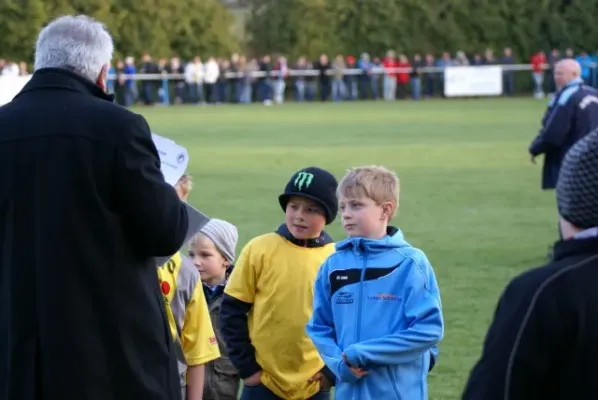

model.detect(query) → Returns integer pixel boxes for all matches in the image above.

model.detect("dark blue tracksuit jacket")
[529,77,598,189]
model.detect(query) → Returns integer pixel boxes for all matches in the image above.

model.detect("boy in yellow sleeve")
[158,174,221,400]
[221,167,338,400]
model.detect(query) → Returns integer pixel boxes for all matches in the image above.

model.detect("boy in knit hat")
[463,129,598,399]
[221,167,339,400]
[188,218,240,400]
[158,174,221,400]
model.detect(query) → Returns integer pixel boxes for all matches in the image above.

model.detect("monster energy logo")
[294,172,314,190]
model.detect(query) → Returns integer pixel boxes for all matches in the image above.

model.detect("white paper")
[151,132,189,187]
[150,133,211,267]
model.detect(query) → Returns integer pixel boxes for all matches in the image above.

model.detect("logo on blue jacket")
[335,291,354,304]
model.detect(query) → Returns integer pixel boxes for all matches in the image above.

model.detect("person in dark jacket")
[463,128,598,400]
[0,15,188,400]
[188,219,240,400]
[529,58,598,190]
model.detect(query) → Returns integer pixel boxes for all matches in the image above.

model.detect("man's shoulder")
[504,254,594,306]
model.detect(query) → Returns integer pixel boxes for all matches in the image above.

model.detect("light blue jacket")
[306,228,443,400]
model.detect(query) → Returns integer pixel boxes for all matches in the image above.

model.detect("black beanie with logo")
[278,167,339,224]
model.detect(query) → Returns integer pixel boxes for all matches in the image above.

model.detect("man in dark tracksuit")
[529,61,598,190]
[463,129,598,400]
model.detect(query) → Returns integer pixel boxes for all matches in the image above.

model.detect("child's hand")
[243,370,262,387]
[174,175,191,202]
[342,353,368,378]
[308,371,333,390]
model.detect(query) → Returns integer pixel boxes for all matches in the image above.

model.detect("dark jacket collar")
[553,237,598,262]
[387,226,399,236]
[276,223,334,248]
[14,67,114,103]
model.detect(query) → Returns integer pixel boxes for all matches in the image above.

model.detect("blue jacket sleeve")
[306,260,360,383]
[529,90,575,156]
[344,258,444,367]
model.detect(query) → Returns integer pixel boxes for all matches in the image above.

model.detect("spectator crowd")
[3,47,598,107]
[103,47,598,107]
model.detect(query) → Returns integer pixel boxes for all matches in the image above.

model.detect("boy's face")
[285,196,327,240]
[188,234,228,286]
[340,195,393,239]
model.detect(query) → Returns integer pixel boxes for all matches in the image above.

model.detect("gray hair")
[34,15,113,82]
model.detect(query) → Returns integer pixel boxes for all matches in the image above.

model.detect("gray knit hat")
[199,218,238,263]
[557,128,598,229]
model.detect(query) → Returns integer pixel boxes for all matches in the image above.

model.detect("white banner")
[444,66,503,97]
[0,75,31,106]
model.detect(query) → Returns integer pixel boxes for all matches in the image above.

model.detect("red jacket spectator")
[531,52,547,73]
[383,56,398,78]
[397,61,411,84]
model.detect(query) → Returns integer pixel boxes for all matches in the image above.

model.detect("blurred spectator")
[216,59,230,104]
[331,54,346,102]
[472,53,484,66]
[547,48,561,94]
[358,52,372,100]
[230,53,241,103]
[436,52,453,96]
[139,53,159,105]
[344,55,358,100]
[424,53,435,98]
[502,47,515,96]
[485,48,495,64]
[258,55,272,104]
[396,54,411,99]
[184,56,204,104]
[575,51,593,84]
[531,50,547,98]
[315,54,331,101]
[123,56,137,106]
[454,50,469,66]
[383,50,398,101]
[294,56,308,102]
[371,56,382,99]
[169,56,185,104]
[273,56,288,104]
[204,56,220,103]
[411,53,424,100]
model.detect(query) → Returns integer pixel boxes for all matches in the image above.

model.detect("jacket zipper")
[355,244,368,400]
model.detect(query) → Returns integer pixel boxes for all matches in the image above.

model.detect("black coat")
[462,236,598,399]
[0,68,188,400]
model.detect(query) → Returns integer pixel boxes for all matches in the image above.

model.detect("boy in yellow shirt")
[158,174,221,400]
[221,167,338,400]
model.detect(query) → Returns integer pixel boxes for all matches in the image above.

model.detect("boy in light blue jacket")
[306,166,444,400]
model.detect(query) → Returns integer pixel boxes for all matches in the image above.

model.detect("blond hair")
[337,166,400,218]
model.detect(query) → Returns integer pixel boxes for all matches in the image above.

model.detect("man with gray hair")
[0,15,187,400]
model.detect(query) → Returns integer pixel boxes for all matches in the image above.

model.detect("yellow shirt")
[158,252,220,385]
[225,227,335,400]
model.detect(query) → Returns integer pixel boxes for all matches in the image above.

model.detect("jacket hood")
[335,226,410,254]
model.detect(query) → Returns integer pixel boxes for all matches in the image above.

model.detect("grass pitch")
[135,98,553,399]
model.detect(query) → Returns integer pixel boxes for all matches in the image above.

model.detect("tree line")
[1,0,597,63]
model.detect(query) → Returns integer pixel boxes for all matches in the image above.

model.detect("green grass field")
[136,98,554,399]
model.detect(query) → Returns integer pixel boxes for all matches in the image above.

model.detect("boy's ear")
[380,201,394,220]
